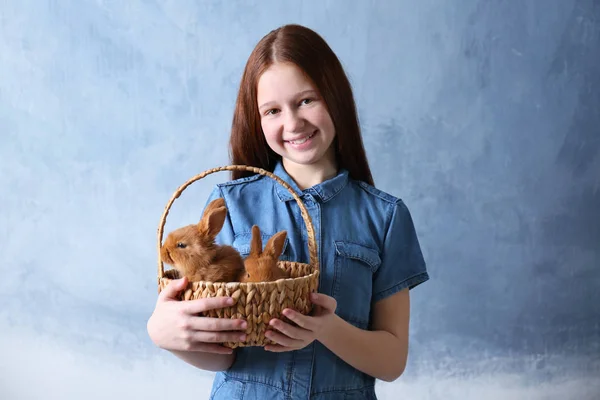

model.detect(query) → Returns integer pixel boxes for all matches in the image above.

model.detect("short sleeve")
[372,199,429,303]
[202,185,235,247]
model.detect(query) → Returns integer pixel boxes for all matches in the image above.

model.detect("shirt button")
[303,194,315,207]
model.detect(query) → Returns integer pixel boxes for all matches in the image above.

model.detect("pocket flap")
[334,241,381,271]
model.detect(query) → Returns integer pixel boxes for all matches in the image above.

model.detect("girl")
[147,24,429,400]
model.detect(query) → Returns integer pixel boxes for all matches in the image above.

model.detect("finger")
[264,344,292,353]
[187,317,247,332]
[184,296,235,314]
[310,293,336,312]
[158,277,188,302]
[192,330,247,344]
[270,317,312,341]
[265,328,304,348]
[281,309,316,331]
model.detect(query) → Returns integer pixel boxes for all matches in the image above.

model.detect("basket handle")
[157,165,319,280]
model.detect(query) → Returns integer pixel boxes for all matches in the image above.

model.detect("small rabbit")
[160,197,245,283]
[239,225,290,283]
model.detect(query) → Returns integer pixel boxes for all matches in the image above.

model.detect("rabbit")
[238,225,290,283]
[160,197,245,283]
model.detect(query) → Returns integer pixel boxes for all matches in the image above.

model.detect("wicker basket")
[157,165,320,348]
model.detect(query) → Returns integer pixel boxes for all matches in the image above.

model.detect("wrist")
[317,313,340,343]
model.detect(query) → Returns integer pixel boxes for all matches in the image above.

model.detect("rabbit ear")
[249,225,262,256]
[203,198,225,215]
[198,206,227,240]
[264,230,287,259]
[198,198,226,238]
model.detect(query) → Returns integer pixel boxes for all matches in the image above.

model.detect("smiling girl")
[147,24,429,400]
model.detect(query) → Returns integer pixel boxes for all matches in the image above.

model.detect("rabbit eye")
[247,274,250,278]
[177,242,186,248]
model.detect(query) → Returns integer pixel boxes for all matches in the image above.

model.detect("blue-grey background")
[1,1,598,399]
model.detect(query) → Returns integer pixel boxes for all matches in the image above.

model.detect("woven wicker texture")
[157,165,320,348]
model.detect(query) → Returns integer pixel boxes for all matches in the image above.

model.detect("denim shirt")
[204,160,429,400]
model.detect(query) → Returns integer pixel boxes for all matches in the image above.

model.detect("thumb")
[158,277,188,302]
[310,292,336,313]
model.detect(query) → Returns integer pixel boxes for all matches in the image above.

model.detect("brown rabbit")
[160,197,244,282]
[239,225,290,283]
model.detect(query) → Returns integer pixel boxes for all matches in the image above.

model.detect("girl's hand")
[147,277,247,354]
[265,293,337,352]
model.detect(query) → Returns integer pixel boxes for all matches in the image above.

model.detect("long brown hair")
[229,24,374,186]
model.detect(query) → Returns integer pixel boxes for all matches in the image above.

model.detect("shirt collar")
[272,160,349,203]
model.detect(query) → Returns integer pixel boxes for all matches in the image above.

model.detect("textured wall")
[1,1,598,399]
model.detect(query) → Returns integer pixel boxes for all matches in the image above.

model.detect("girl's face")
[257,62,336,169]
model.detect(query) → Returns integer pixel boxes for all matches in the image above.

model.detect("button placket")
[292,192,320,399]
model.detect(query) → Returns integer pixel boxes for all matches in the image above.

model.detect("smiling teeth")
[288,132,315,145]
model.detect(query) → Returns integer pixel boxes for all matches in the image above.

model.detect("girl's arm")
[265,289,410,382]
[146,278,246,372]
[318,288,410,382]
[168,350,236,372]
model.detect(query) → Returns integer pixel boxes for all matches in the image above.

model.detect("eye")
[177,242,186,248]
[300,98,313,105]
[247,274,250,278]
[265,108,280,116]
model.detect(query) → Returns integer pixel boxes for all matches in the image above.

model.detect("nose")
[283,110,306,133]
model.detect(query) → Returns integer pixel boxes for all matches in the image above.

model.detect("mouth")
[160,246,174,265]
[284,131,317,146]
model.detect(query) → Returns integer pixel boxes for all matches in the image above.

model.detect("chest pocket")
[332,241,381,328]
[233,231,292,261]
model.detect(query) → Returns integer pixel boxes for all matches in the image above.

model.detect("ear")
[203,197,225,214]
[198,206,227,240]
[249,225,262,256]
[264,230,287,259]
